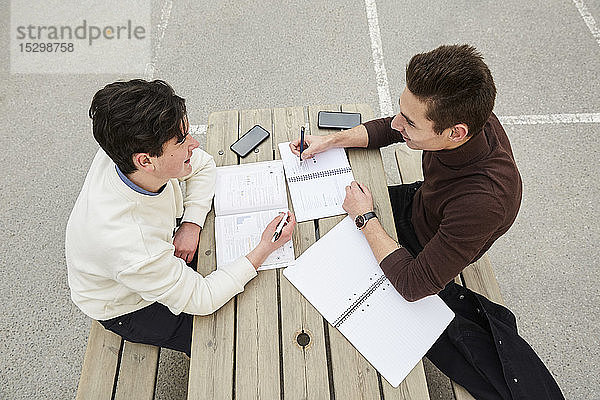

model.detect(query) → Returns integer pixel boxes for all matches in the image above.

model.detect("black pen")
[299,126,305,162]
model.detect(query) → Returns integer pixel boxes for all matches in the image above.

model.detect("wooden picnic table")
[187,104,430,400]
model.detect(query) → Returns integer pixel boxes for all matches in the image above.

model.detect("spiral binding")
[288,167,352,183]
[333,275,387,328]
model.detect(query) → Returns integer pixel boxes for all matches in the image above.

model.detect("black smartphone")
[230,125,270,157]
[318,111,362,129]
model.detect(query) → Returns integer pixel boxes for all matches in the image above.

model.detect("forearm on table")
[362,221,436,302]
[326,124,369,149]
[361,218,400,263]
[245,244,271,270]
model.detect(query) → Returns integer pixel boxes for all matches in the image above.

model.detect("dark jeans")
[99,247,198,357]
[388,183,564,400]
[99,302,193,356]
[387,182,424,258]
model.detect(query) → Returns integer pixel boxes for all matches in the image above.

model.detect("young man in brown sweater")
[290,44,522,302]
[290,45,564,399]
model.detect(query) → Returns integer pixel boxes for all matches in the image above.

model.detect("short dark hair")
[405,44,496,136]
[89,79,187,174]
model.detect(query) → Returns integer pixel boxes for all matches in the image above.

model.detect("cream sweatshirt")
[66,148,257,320]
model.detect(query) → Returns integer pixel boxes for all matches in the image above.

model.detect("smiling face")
[151,121,199,179]
[391,88,456,151]
[152,134,199,179]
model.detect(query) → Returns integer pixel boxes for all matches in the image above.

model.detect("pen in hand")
[271,212,289,242]
[299,126,305,162]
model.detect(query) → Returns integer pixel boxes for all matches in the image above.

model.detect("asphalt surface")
[1,0,599,399]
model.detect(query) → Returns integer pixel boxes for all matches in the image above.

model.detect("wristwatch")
[354,211,377,230]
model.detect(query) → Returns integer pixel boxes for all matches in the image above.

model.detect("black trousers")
[388,183,564,400]
[98,250,198,357]
[99,302,193,356]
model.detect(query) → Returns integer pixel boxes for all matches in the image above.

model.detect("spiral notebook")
[214,160,294,271]
[283,217,454,387]
[278,142,354,222]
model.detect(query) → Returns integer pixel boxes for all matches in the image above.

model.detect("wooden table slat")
[274,106,330,399]
[234,109,281,400]
[319,209,382,400]
[307,104,382,399]
[188,110,239,400]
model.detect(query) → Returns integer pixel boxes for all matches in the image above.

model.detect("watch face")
[355,215,365,229]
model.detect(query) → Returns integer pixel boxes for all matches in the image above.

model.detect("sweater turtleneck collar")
[431,127,490,168]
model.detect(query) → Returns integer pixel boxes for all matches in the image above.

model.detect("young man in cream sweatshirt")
[66,79,295,356]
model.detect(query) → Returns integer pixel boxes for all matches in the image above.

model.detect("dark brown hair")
[406,44,496,136]
[89,79,187,174]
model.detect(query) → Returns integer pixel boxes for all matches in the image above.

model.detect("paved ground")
[1,0,599,399]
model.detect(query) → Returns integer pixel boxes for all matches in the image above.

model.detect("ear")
[449,123,469,142]
[132,153,155,172]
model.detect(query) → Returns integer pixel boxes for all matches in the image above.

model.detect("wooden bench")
[76,321,160,400]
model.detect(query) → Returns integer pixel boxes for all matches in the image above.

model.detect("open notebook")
[214,160,294,271]
[278,142,354,222]
[283,217,454,387]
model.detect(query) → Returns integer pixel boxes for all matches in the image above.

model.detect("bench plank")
[461,254,505,305]
[114,341,159,400]
[188,110,239,400]
[452,383,476,400]
[235,109,281,400]
[274,106,330,399]
[394,146,423,184]
[76,320,122,400]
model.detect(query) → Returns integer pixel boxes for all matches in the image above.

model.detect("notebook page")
[283,216,454,387]
[278,143,354,222]
[214,161,287,216]
[283,217,386,323]
[278,142,351,177]
[338,279,454,387]
[286,177,351,222]
[215,209,294,270]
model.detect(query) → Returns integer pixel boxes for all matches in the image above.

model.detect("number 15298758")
[19,43,74,52]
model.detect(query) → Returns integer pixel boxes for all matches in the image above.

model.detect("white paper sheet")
[283,217,454,387]
[278,142,354,222]
[215,209,294,271]
[214,161,294,271]
[215,161,287,216]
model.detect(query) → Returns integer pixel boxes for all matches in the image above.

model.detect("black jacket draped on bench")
[388,182,564,400]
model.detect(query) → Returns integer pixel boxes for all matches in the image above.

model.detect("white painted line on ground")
[572,0,600,48]
[499,113,600,125]
[145,0,174,79]
[364,0,394,118]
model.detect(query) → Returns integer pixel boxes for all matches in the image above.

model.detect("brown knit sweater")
[363,114,522,301]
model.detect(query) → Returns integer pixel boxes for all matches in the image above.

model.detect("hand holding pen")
[288,127,332,160]
[247,211,296,270]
